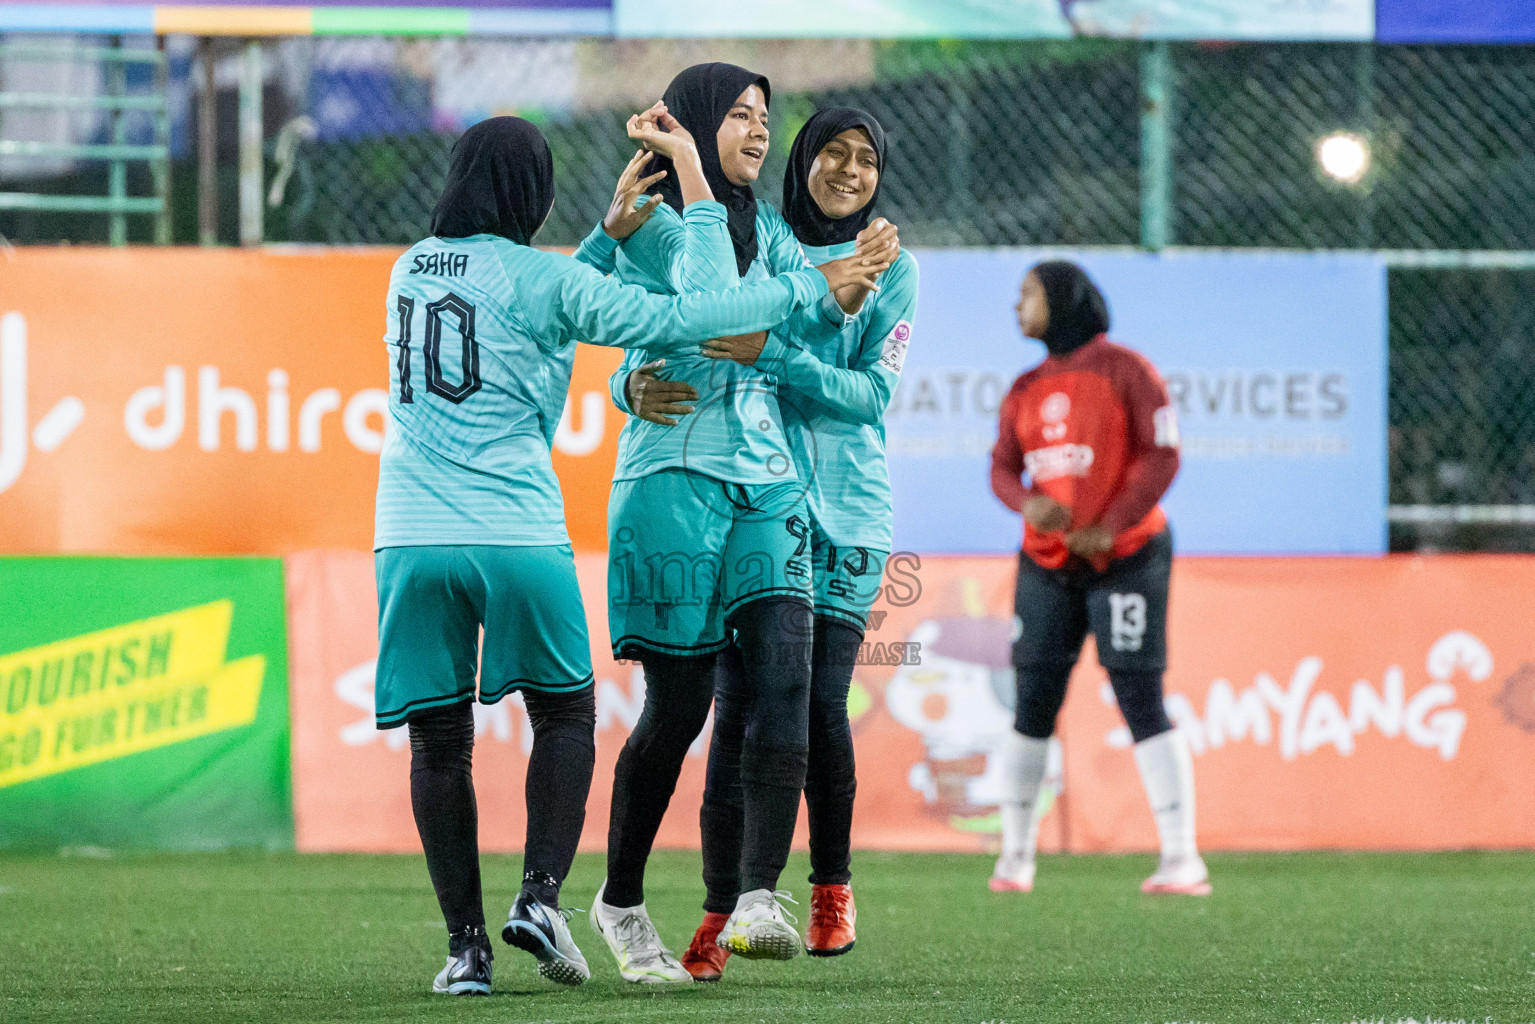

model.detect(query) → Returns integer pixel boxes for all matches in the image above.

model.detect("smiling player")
[664,108,914,980]
[574,64,896,982]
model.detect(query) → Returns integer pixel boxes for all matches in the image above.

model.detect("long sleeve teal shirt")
[576,199,819,486]
[375,232,828,550]
[756,241,919,551]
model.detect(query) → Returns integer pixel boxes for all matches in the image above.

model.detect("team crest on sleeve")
[879,320,912,373]
[1153,405,1181,447]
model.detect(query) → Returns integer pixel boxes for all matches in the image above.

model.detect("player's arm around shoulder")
[619,199,732,295]
[494,240,683,358]
[528,242,826,355]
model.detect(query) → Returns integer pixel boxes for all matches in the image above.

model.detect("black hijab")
[782,107,887,248]
[431,116,553,246]
[648,62,769,277]
[1031,260,1110,356]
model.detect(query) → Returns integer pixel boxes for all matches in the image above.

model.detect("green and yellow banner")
[0,558,291,851]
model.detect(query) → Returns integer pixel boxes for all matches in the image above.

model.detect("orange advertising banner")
[285,551,1535,855]
[284,549,1062,854]
[0,248,620,554]
[1064,556,1535,852]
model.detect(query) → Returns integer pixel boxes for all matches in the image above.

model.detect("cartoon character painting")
[884,615,1063,837]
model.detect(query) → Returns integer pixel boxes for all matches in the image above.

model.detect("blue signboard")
[886,250,1386,556]
[1376,0,1535,43]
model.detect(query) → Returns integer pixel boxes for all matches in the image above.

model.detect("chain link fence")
[1388,267,1535,552]
[5,36,1534,548]
[266,40,1535,251]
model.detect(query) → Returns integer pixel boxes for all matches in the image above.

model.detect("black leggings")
[1014,664,1171,744]
[701,614,861,914]
[604,596,814,908]
[603,649,717,909]
[409,687,596,951]
[1011,531,1174,745]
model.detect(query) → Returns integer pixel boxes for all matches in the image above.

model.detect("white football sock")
[1133,728,1199,864]
[998,731,1051,863]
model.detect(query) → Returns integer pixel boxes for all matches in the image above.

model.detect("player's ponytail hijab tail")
[1030,260,1110,357]
[431,116,555,246]
[782,107,887,246]
[649,62,770,276]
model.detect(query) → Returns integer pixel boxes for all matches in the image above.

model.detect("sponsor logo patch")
[1022,443,1094,481]
[1154,404,1181,447]
[880,320,912,374]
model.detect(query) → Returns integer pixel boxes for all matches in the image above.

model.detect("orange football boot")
[681,912,731,982]
[806,883,856,957]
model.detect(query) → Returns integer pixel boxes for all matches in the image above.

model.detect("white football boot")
[989,852,1036,893]
[990,731,1050,893]
[1134,731,1212,896]
[717,889,804,961]
[588,882,692,984]
[1141,855,1212,896]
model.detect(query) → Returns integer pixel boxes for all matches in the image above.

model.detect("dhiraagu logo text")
[0,600,264,788]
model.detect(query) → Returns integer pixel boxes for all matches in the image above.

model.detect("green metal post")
[153,35,170,244]
[238,39,263,247]
[198,36,218,246]
[1139,41,1172,252]
[108,36,127,246]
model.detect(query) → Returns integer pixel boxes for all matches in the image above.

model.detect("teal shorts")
[811,527,889,633]
[608,469,813,659]
[374,544,593,728]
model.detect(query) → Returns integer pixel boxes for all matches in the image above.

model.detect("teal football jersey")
[758,241,919,551]
[374,232,829,549]
[577,199,816,486]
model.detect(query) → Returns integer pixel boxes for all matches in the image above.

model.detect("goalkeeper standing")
[987,260,1208,896]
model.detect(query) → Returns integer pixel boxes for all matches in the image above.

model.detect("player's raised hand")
[626,359,698,426]
[831,217,901,314]
[817,252,891,295]
[1022,494,1071,532]
[701,331,768,366]
[602,149,667,240]
[627,101,698,161]
[854,217,900,267]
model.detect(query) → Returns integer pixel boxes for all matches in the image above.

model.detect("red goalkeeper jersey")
[990,335,1181,571]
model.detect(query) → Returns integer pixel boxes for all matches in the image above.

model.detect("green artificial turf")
[1,849,1531,1023]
